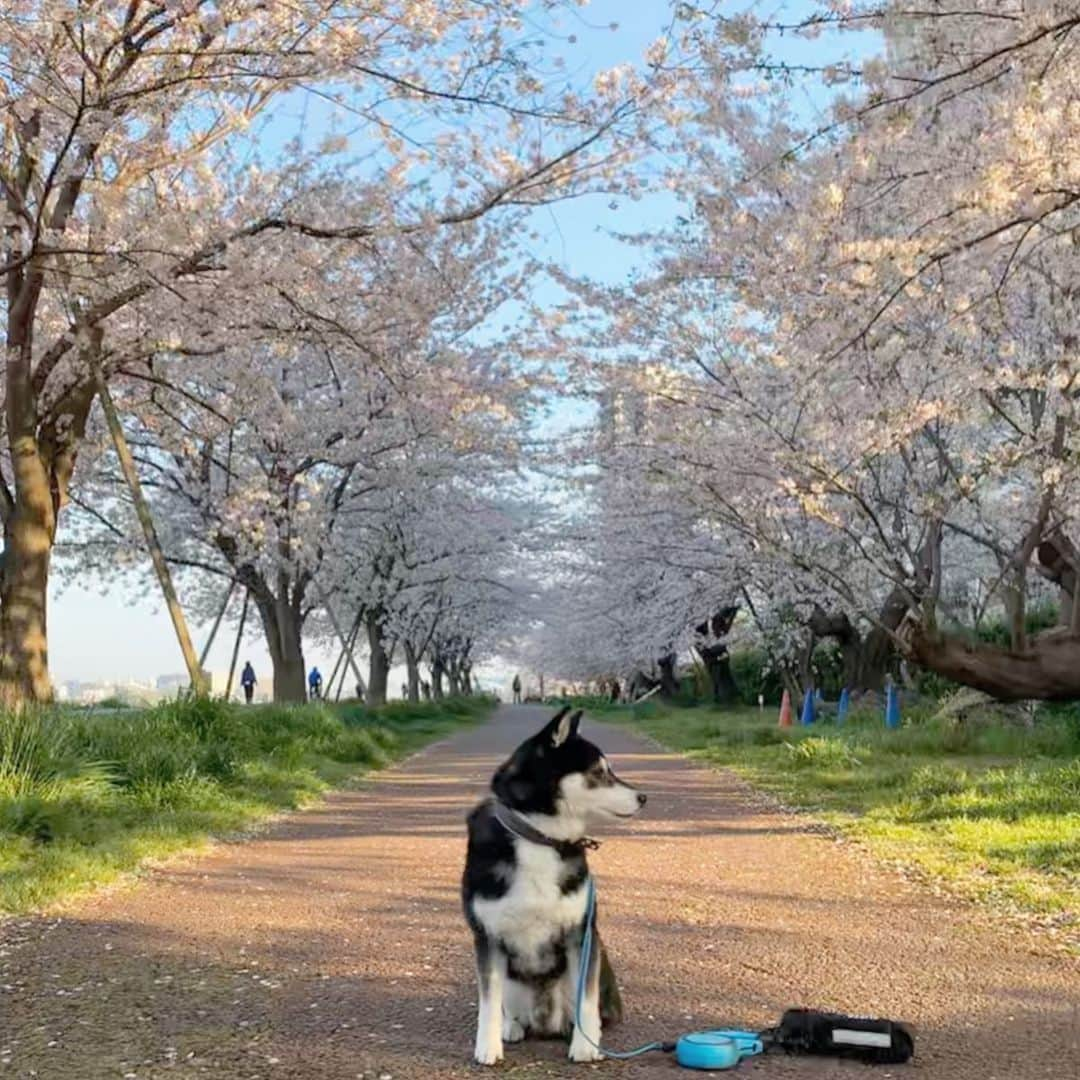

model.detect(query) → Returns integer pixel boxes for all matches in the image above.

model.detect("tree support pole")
[334,616,363,702]
[325,608,361,697]
[225,590,250,701]
[318,587,366,700]
[96,372,207,695]
[198,579,236,670]
[325,640,347,699]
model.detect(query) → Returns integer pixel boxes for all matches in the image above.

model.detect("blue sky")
[50,1,878,691]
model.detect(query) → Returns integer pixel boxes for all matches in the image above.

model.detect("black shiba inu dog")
[462,708,646,1064]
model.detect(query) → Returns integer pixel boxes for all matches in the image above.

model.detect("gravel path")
[1,705,1077,1079]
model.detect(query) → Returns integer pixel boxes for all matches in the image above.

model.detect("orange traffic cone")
[778,689,793,728]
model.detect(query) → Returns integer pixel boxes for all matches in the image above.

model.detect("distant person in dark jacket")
[240,662,257,704]
[512,674,522,704]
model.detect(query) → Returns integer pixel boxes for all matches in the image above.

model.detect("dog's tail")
[599,940,624,1026]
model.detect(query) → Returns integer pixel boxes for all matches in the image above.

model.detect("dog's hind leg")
[567,937,603,1063]
[473,934,505,1065]
[502,978,532,1043]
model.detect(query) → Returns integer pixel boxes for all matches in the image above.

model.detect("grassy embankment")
[603,698,1079,938]
[0,695,491,914]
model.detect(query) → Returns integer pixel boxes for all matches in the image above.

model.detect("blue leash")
[573,876,669,1059]
[574,876,764,1069]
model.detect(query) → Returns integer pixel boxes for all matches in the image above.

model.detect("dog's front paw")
[502,1017,526,1043]
[568,1035,603,1063]
[474,1033,504,1066]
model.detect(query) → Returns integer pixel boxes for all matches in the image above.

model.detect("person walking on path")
[308,666,323,701]
[240,662,257,704]
[511,674,522,704]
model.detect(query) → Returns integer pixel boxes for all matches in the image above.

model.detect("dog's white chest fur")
[471,840,586,971]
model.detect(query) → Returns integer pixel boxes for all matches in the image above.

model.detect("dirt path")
[1,706,1077,1079]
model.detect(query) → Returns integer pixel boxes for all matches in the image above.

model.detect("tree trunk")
[627,670,658,700]
[404,640,421,703]
[695,643,739,704]
[431,657,445,700]
[780,668,802,704]
[366,611,389,707]
[0,115,100,704]
[905,622,1080,701]
[271,607,306,704]
[797,634,814,694]
[273,640,306,703]
[808,608,861,689]
[657,653,680,699]
[0,481,54,704]
[1003,575,1027,652]
[809,600,899,694]
[693,606,740,704]
[250,590,306,702]
[855,626,894,692]
[0,374,94,704]
[1037,535,1080,632]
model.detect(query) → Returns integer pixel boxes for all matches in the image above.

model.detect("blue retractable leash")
[575,877,763,1070]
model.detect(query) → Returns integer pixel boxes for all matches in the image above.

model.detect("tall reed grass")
[0,696,491,913]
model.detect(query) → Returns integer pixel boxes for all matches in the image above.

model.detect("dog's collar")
[491,800,600,856]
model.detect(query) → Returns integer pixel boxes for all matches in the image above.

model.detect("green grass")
[0,695,491,914]
[615,700,1080,937]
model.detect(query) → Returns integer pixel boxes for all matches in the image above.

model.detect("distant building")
[55,679,160,705]
[56,670,271,706]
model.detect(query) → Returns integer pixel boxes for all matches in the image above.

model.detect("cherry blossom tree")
[0,0,669,702]
[667,1,1080,700]
[353,483,535,703]
[520,375,752,699]
[67,211,537,701]
[536,2,1080,702]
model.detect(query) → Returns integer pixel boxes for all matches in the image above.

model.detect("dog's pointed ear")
[569,710,583,738]
[542,706,573,748]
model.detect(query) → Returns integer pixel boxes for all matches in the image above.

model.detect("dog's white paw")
[568,1036,603,1063]
[502,1017,526,1043]
[474,1041,504,1066]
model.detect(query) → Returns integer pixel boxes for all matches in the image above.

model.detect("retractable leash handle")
[675,1031,764,1071]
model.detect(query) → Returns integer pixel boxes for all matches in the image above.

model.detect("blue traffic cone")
[837,687,850,725]
[885,683,901,729]
[800,690,816,726]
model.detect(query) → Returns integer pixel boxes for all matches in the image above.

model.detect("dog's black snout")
[637,792,647,806]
